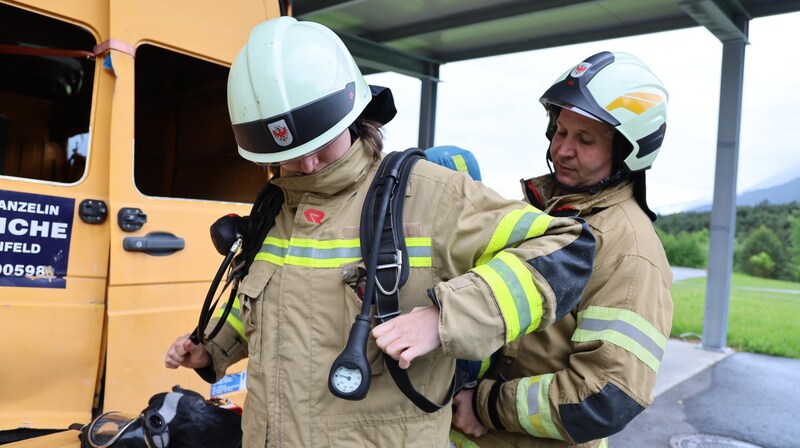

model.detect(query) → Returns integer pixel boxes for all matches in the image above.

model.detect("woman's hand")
[165,333,211,369]
[372,306,440,369]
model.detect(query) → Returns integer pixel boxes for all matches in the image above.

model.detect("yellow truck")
[0,0,283,444]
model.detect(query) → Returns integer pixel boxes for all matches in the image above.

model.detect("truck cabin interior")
[1,2,265,204]
[0,4,94,185]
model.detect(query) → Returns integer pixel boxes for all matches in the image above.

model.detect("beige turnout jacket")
[202,143,596,447]
[453,175,673,448]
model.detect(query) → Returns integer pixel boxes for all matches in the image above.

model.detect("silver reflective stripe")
[507,210,538,247]
[287,245,361,259]
[407,245,431,257]
[526,381,540,415]
[579,317,664,360]
[262,243,287,258]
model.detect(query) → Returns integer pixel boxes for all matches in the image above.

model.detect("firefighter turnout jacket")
[453,175,673,448]
[200,142,595,448]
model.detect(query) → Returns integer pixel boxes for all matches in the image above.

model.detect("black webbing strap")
[237,182,285,279]
[360,148,457,413]
[193,182,284,345]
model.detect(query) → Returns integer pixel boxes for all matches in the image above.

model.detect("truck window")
[134,44,265,203]
[0,4,95,184]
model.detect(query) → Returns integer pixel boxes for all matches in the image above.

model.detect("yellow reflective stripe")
[408,257,431,267]
[471,251,543,343]
[452,154,469,174]
[516,374,563,440]
[254,236,288,265]
[598,438,609,448]
[406,236,431,246]
[254,236,432,268]
[407,237,432,267]
[573,306,668,372]
[476,206,553,266]
[478,357,492,378]
[263,236,288,248]
[449,429,481,448]
[256,252,285,265]
[212,297,246,341]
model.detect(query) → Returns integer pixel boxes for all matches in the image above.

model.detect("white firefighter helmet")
[539,51,668,172]
[227,17,371,165]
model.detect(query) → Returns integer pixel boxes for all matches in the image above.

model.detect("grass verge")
[671,272,800,359]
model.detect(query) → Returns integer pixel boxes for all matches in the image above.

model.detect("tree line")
[655,201,800,281]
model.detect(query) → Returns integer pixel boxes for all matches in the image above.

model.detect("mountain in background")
[691,176,800,212]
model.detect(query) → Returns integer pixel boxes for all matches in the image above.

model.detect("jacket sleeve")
[433,173,595,361]
[471,255,673,444]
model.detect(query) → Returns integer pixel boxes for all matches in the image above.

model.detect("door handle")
[123,232,185,255]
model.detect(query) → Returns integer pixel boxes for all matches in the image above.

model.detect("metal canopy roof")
[295,0,800,80]
[295,0,800,353]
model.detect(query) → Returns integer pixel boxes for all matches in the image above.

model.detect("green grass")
[671,272,800,359]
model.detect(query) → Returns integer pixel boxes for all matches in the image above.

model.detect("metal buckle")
[374,310,400,322]
[375,249,402,296]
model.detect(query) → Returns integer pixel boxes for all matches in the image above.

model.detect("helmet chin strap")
[545,147,628,195]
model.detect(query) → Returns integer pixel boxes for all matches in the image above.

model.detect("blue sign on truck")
[0,189,74,288]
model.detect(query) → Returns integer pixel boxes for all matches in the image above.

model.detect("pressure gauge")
[331,365,363,394]
[328,317,372,400]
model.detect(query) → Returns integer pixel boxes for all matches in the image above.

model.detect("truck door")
[103,0,278,413]
[0,0,111,431]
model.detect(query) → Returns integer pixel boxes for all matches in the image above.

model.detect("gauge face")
[332,365,362,394]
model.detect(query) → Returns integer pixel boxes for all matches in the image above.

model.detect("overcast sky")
[365,11,800,215]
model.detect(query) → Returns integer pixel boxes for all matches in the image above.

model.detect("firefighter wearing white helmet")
[166,17,597,448]
[226,16,372,165]
[450,52,673,448]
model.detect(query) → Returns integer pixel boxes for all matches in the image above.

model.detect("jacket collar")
[522,174,634,217]
[271,139,377,206]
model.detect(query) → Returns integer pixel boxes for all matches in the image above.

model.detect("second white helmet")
[227,17,372,165]
[539,51,668,172]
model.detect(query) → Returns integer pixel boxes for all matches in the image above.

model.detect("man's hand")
[165,333,211,369]
[372,306,440,369]
[452,389,488,437]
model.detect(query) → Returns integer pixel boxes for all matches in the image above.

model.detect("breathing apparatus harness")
[196,148,455,413]
[191,183,284,345]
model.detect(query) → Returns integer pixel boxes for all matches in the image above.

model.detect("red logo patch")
[304,209,325,224]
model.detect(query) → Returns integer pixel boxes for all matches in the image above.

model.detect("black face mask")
[75,408,169,448]
[73,386,242,448]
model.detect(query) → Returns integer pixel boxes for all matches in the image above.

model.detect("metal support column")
[418,64,439,149]
[701,38,747,352]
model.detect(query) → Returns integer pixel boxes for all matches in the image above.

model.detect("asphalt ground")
[609,340,800,448]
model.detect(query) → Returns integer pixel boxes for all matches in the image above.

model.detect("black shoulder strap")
[360,147,457,413]
[237,182,285,278]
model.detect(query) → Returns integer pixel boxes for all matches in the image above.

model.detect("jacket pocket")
[238,262,278,374]
[341,262,385,376]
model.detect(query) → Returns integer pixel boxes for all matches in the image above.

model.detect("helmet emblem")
[571,62,592,78]
[267,119,294,147]
[304,208,325,224]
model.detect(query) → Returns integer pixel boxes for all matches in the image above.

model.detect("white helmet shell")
[228,17,371,165]
[540,51,668,172]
